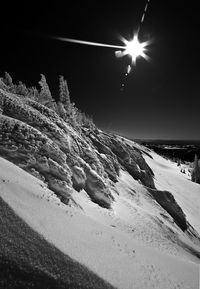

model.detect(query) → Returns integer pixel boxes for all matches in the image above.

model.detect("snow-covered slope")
[0,154,199,289]
[0,87,200,288]
[0,185,115,289]
[143,151,200,234]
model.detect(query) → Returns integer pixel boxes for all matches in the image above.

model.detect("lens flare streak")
[56,36,149,66]
[56,37,125,50]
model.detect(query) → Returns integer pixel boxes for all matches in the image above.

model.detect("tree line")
[0,72,95,131]
[177,154,200,184]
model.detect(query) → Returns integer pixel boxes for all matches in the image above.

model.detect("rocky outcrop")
[85,166,113,208]
[0,89,114,208]
[97,153,120,182]
[0,87,156,209]
[71,165,87,191]
[88,131,155,189]
[148,189,187,231]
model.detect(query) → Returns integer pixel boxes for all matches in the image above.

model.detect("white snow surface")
[143,151,200,235]
[0,153,200,289]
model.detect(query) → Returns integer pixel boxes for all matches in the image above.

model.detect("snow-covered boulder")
[85,166,113,208]
[71,165,87,191]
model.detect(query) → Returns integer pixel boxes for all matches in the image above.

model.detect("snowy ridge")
[0,87,200,288]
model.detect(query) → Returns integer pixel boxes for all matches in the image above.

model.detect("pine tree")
[0,77,9,91]
[59,75,71,114]
[56,101,66,119]
[191,154,200,184]
[38,74,55,109]
[3,72,17,93]
[16,81,28,96]
[27,87,39,100]
[3,72,13,87]
[81,112,95,130]
[75,110,83,126]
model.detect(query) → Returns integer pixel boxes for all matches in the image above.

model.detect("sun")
[117,33,150,65]
[124,34,149,64]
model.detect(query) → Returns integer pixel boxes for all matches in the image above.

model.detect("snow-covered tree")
[59,75,70,103]
[81,112,95,131]
[3,72,13,87]
[0,77,9,91]
[27,87,39,100]
[75,110,83,126]
[69,102,78,126]
[2,72,17,93]
[59,75,71,114]
[56,101,66,119]
[38,74,56,110]
[57,75,77,124]
[16,81,28,96]
[191,154,200,184]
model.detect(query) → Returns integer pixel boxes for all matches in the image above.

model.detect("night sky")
[0,1,199,140]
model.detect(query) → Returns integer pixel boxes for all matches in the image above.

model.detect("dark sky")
[0,1,200,140]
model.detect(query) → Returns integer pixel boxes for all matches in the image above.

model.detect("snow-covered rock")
[0,85,200,289]
[0,89,115,207]
[0,88,155,210]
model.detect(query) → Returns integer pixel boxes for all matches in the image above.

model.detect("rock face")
[148,189,187,231]
[88,131,155,189]
[0,88,155,209]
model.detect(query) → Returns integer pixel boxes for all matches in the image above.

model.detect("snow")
[143,151,200,235]
[0,155,199,289]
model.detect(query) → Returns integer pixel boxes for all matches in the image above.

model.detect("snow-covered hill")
[0,87,200,288]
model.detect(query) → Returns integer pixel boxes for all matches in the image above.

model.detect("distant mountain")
[138,140,200,163]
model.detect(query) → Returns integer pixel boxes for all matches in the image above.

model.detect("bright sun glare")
[120,33,150,65]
